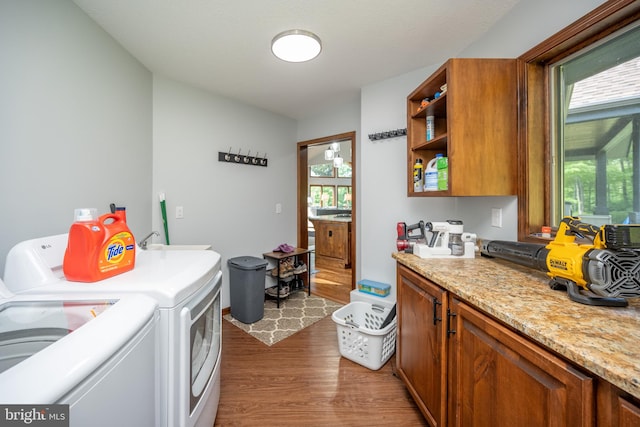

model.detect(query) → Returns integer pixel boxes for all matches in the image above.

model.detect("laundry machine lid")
[0,293,157,403]
[3,234,69,293]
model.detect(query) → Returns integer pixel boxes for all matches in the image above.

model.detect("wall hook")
[368,128,407,141]
[218,148,268,167]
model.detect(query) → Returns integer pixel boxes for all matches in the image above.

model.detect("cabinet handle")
[432,297,442,325]
[447,309,457,337]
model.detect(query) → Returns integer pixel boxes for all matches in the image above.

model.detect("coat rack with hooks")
[368,128,407,141]
[218,148,268,167]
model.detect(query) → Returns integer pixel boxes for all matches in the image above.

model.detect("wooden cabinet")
[597,381,640,427]
[397,263,595,427]
[310,219,351,267]
[406,58,518,196]
[396,265,447,427]
[449,297,594,427]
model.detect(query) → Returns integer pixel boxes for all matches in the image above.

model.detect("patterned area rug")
[224,292,343,346]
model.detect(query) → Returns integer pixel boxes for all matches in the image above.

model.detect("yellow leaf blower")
[481,216,640,307]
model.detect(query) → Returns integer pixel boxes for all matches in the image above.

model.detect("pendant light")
[333,155,343,168]
[271,30,322,63]
[324,148,334,160]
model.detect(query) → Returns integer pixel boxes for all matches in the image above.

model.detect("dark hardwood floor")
[214,250,424,426]
[214,315,426,426]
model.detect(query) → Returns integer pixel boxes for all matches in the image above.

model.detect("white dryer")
[3,234,222,427]
[0,278,158,427]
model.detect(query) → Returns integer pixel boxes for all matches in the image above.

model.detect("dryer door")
[190,284,220,403]
[179,270,222,425]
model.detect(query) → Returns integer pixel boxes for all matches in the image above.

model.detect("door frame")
[297,131,356,291]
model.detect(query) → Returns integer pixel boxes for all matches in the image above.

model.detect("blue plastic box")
[357,279,391,298]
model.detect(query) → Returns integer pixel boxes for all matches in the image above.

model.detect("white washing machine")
[4,234,223,427]
[0,278,159,427]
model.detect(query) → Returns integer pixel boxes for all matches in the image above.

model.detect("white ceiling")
[72,0,521,120]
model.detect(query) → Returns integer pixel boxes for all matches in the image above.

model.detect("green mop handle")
[160,199,170,245]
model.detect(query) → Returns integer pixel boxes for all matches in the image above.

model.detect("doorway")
[297,131,356,305]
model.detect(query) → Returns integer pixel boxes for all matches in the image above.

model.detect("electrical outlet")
[275,203,282,214]
[176,206,184,219]
[491,208,502,228]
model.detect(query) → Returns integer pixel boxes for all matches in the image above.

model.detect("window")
[518,1,640,240]
[310,163,335,177]
[337,186,352,209]
[551,24,640,225]
[309,185,335,207]
[337,162,352,178]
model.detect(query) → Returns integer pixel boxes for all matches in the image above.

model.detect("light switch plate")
[491,208,502,228]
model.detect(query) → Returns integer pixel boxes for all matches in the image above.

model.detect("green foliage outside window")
[310,163,334,177]
[564,158,634,223]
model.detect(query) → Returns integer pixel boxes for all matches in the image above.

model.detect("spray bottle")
[413,159,424,192]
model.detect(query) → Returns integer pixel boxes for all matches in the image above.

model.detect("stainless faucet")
[139,231,160,249]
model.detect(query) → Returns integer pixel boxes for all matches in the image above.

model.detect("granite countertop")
[309,215,352,223]
[393,251,640,400]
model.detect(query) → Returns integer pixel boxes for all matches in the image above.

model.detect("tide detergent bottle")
[63,208,136,282]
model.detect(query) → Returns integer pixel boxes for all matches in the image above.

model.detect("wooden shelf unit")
[406,58,518,197]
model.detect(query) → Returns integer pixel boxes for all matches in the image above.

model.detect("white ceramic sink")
[144,244,211,251]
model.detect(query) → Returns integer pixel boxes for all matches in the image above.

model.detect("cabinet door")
[315,221,348,263]
[448,298,594,427]
[326,222,347,260]
[397,265,448,427]
[313,221,334,258]
[597,381,640,426]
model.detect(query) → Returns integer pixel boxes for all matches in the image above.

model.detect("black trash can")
[228,256,269,323]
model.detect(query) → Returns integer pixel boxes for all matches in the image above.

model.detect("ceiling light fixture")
[324,148,334,161]
[271,29,322,63]
[333,154,343,168]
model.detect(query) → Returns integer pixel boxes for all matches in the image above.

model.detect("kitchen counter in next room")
[309,214,352,222]
[393,251,640,401]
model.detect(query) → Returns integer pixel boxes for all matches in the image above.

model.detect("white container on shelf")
[426,115,435,141]
[424,156,439,191]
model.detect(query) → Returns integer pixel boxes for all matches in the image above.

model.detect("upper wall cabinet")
[407,58,518,197]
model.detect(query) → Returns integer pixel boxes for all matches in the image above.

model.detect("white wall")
[460,0,608,58]
[0,0,152,277]
[152,75,298,308]
[297,97,361,143]
[359,68,457,293]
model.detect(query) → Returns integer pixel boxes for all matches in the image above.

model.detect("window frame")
[517,0,640,241]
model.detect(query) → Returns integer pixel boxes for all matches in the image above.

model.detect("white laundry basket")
[331,301,397,370]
